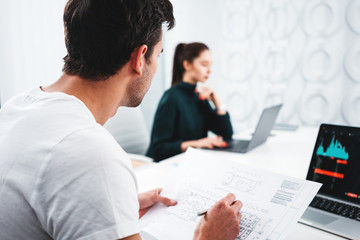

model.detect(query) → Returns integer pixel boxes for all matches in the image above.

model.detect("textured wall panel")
[346,0,360,35]
[342,87,360,125]
[222,10,257,41]
[300,44,340,83]
[221,46,257,83]
[344,44,360,83]
[302,0,341,37]
[262,1,298,40]
[165,0,359,130]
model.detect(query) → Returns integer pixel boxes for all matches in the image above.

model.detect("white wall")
[0,0,163,131]
[164,0,360,132]
[0,0,67,104]
[1,0,360,133]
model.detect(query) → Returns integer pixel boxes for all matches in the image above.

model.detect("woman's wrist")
[211,94,226,114]
[181,141,192,152]
[211,92,219,106]
[215,103,226,111]
[215,102,227,115]
[181,139,202,152]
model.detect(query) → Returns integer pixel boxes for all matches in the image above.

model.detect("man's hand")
[181,136,228,152]
[193,193,242,240]
[138,188,177,218]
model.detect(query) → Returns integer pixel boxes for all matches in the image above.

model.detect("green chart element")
[316,136,349,160]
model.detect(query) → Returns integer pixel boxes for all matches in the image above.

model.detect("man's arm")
[125,192,242,240]
[117,188,177,240]
[138,188,177,218]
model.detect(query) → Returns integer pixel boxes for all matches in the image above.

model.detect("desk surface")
[134,127,347,240]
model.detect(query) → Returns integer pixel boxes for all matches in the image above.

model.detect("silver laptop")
[299,124,360,239]
[214,104,282,153]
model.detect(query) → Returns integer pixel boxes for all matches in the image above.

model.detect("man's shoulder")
[32,125,138,240]
[53,125,128,164]
[3,87,95,125]
[40,125,134,191]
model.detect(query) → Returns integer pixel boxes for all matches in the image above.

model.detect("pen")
[197,201,238,216]
[197,209,209,216]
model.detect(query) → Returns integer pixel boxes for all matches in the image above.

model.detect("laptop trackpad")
[302,209,338,225]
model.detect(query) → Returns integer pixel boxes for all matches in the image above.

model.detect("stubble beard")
[126,65,151,107]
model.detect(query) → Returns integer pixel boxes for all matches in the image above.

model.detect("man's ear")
[131,44,148,76]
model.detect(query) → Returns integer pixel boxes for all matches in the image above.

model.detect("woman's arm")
[196,86,233,139]
[148,94,183,161]
[180,136,228,151]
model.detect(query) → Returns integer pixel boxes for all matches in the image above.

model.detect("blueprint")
[139,148,321,240]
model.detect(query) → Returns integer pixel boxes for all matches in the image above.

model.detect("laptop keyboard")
[310,196,360,221]
[227,140,250,152]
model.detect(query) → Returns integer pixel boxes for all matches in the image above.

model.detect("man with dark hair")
[0,0,242,239]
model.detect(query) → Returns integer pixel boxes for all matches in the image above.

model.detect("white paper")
[140,148,321,240]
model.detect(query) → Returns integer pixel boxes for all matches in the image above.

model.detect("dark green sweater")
[147,81,233,162]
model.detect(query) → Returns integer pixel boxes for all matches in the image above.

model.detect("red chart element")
[346,192,359,198]
[336,159,348,165]
[314,168,344,179]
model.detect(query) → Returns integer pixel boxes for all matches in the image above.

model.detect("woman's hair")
[171,42,209,87]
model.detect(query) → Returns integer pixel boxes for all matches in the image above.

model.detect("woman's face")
[186,50,212,84]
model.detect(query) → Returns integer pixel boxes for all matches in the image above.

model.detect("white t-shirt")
[0,87,140,240]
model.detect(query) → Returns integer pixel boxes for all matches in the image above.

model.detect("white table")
[134,127,346,240]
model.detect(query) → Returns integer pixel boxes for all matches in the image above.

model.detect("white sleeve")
[31,126,140,240]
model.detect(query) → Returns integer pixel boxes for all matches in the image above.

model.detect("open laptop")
[214,104,282,153]
[299,124,360,239]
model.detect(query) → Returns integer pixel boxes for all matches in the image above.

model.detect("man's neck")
[42,72,129,125]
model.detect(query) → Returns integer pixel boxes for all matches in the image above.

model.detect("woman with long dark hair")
[147,42,233,161]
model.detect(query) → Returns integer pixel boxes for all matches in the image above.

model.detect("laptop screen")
[306,124,360,204]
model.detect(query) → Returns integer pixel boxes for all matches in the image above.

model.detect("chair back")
[104,107,150,155]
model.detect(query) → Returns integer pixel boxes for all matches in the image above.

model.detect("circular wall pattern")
[300,44,339,83]
[265,93,283,106]
[225,91,256,122]
[264,88,296,122]
[346,0,360,35]
[167,0,360,127]
[263,1,299,40]
[222,7,257,41]
[299,89,335,125]
[263,47,296,83]
[342,88,360,125]
[221,49,256,83]
[344,44,360,83]
[302,0,340,37]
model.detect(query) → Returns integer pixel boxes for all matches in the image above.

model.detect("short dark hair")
[171,42,209,87]
[63,0,175,81]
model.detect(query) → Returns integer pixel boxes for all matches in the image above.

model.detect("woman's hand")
[181,136,229,152]
[196,86,215,101]
[138,188,177,218]
[196,86,226,115]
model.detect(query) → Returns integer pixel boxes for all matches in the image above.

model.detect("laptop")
[299,124,360,239]
[214,104,282,153]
